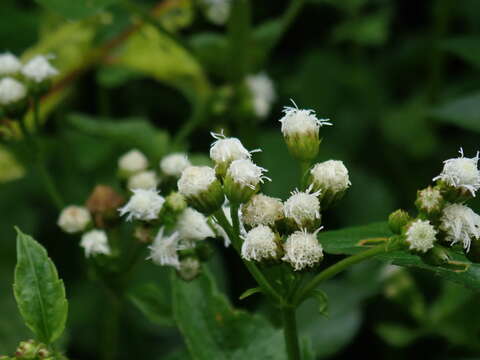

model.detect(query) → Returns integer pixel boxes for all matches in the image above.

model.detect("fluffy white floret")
[178,166,217,197]
[246,73,276,118]
[201,0,231,25]
[210,132,253,164]
[80,229,111,258]
[0,77,26,105]
[118,149,148,174]
[160,153,191,177]
[310,160,351,193]
[21,55,58,83]
[226,159,270,189]
[405,219,437,253]
[433,148,480,196]
[0,53,21,75]
[440,203,480,252]
[241,225,278,261]
[177,207,215,242]
[282,229,323,271]
[284,187,321,226]
[57,205,91,234]
[127,170,158,190]
[417,186,442,212]
[118,188,164,221]
[148,228,180,269]
[242,194,284,227]
[279,101,331,136]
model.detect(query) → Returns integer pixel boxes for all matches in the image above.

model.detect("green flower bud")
[421,245,451,266]
[388,209,411,234]
[223,159,269,204]
[177,257,201,281]
[308,160,351,209]
[415,186,444,217]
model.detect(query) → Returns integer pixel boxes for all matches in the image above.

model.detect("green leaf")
[172,269,287,360]
[442,36,480,69]
[0,145,25,183]
[13,228,68,344]
[333,10,391,46]
[238,287,262,300]
[35,0,118,20]
[128,283,174,327]
[67,113,169,161]
[375,323,422,347]
[430,92,480,133]
[311,290,328,316]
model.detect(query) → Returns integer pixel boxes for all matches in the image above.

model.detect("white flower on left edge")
[80,229,111,258]
[21,55,58,83]
[148,227,181,269]
[440,203,480,252]
[57,205,91,234]
[246,73,276,119]
[119,188,165,221]
[0,77,27,105]
[0,53,22,76]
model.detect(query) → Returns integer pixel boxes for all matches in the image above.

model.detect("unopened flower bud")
[164,192,187,214]
[284,187,321,231]
[16,340,38,359]
[0,53,21,76]
[210,132,253,177]
[80,229,111,258]
[178,166,224,214]
[21,55,58,95]
[279,101,331,162]
[415,186,444,216]
[127,170,158,190]
[440,203,480,252]
[119,188,164,222]
[118,149,148,178]
[241,193,284,228]
[0,77,27,118]
[404,219,437,253]
[57,205,91,234]
[309,160,351,208]
[241,225,281,262]
[421,245,451,266]
[388,209,411,234]
[160,153,191,178]
[282,229,324,271]
[224,159,270,204]
[177,257,201,281]
[86,185,124,227]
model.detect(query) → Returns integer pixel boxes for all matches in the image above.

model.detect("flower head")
[177,207,215,242]
[405,219,437,253]
[433,148,480,197]
[440,203,480,252]
[210,132,256,176]
[118,188,164,221]
[282,229,324,271]
[80,229,111,258]
[242,193,284,228]
[224,159,270,203]
[21,55,58,83]
[0,53,21,76]
[57,205,91,234]
[148,227,180,269]
[160,153,191,177]
[201,0,231,25]
[310,160,351,193]
[241,225,279,261]
[118,149,148,176]
[284,186,321,230]
[415,186,443,214]
[127,170,158,190]
[0,77,26,105]
[246,73,276,118]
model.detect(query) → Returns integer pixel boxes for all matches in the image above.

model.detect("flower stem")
[282,307,301,360]
[299,160,311,190]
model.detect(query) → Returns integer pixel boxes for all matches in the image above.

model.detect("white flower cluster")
[178,165,217,197]
[310,160,351,194]
[405,219,437,253]
[0,77,27,106]
[21,55,59,83]
[242,194,284,228]
[284,187,321,228]
[241,225,279,261]
[81,230,111,258]
[160,153,191,177]
[440,203,480,252]
[279,102,332,138]
[119,188,165,221]
[226,159,270,190]
[282,229,324,271]
[0,53,22,76]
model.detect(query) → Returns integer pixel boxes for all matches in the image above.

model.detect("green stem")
[282,307,301,360]
[299,160,311,190]
[293,242,403,306]
[101,291,122,360]
[172,98,209,148]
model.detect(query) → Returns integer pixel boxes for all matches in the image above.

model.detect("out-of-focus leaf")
[163,348,192,360]
[96,66,144,88]
[129,283,174,327]
[67,113,169,161]
[14,228,68,344]
[442,36,480,69]
[430,92,480,133]
[0,288,31,354]
[308,0,367,14]
[375,323,422,347]
[172,269,287,360]
[0,145,25,183]
[333,10,391,46]
[311,290,328,316]
[34,0,118,20]
[189,33,228,78]
[238,287,262,300]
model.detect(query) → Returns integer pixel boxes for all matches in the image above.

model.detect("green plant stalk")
[293,242,404,306]
[282,307,301,360]
[101,291,122,360]
[299,160,311,190]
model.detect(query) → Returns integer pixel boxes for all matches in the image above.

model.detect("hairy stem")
[282,307,301,360]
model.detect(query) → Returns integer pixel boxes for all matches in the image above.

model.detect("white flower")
[242,194,284,227]
[246,73,276,118]
[210,132,254,165]
[433,148,480,196]
[160,153,191,177]
[226,159,270,190]
[177,207,215,242]
[118,188,164,221]
[57,205,91,234]
[241,225,279,261]
[178,166,217,197]
[310,160,351,193]
[0,77,26,105]
[0,53,22,76]
[282,229,324,271]
[279,101,331,137]
[201,0,231,25]
[118,149,148,175]
[405,219,437,253]
[80,229,111,258]
[127,170,158,190]
[21,55,58,83]
[440,203,480,252]
[284,186,321,227]
[416,186,443,213]
[148,227,180,269]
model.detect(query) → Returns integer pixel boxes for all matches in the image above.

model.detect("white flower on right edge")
[80,229,111,258]
[433,148,480,196]
[405,219,437,253]
[282,229,324,271]
[440,203,480,252]
[148,227,181,269]
[246,73,276,119]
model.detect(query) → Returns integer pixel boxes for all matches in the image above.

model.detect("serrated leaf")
[430,92,480,133]
[238,287,262,300]
[35,0,118,20]
[13,228,68,344]
[172,269,287,360]
[128,283,174,327]
[311,290,328,316]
